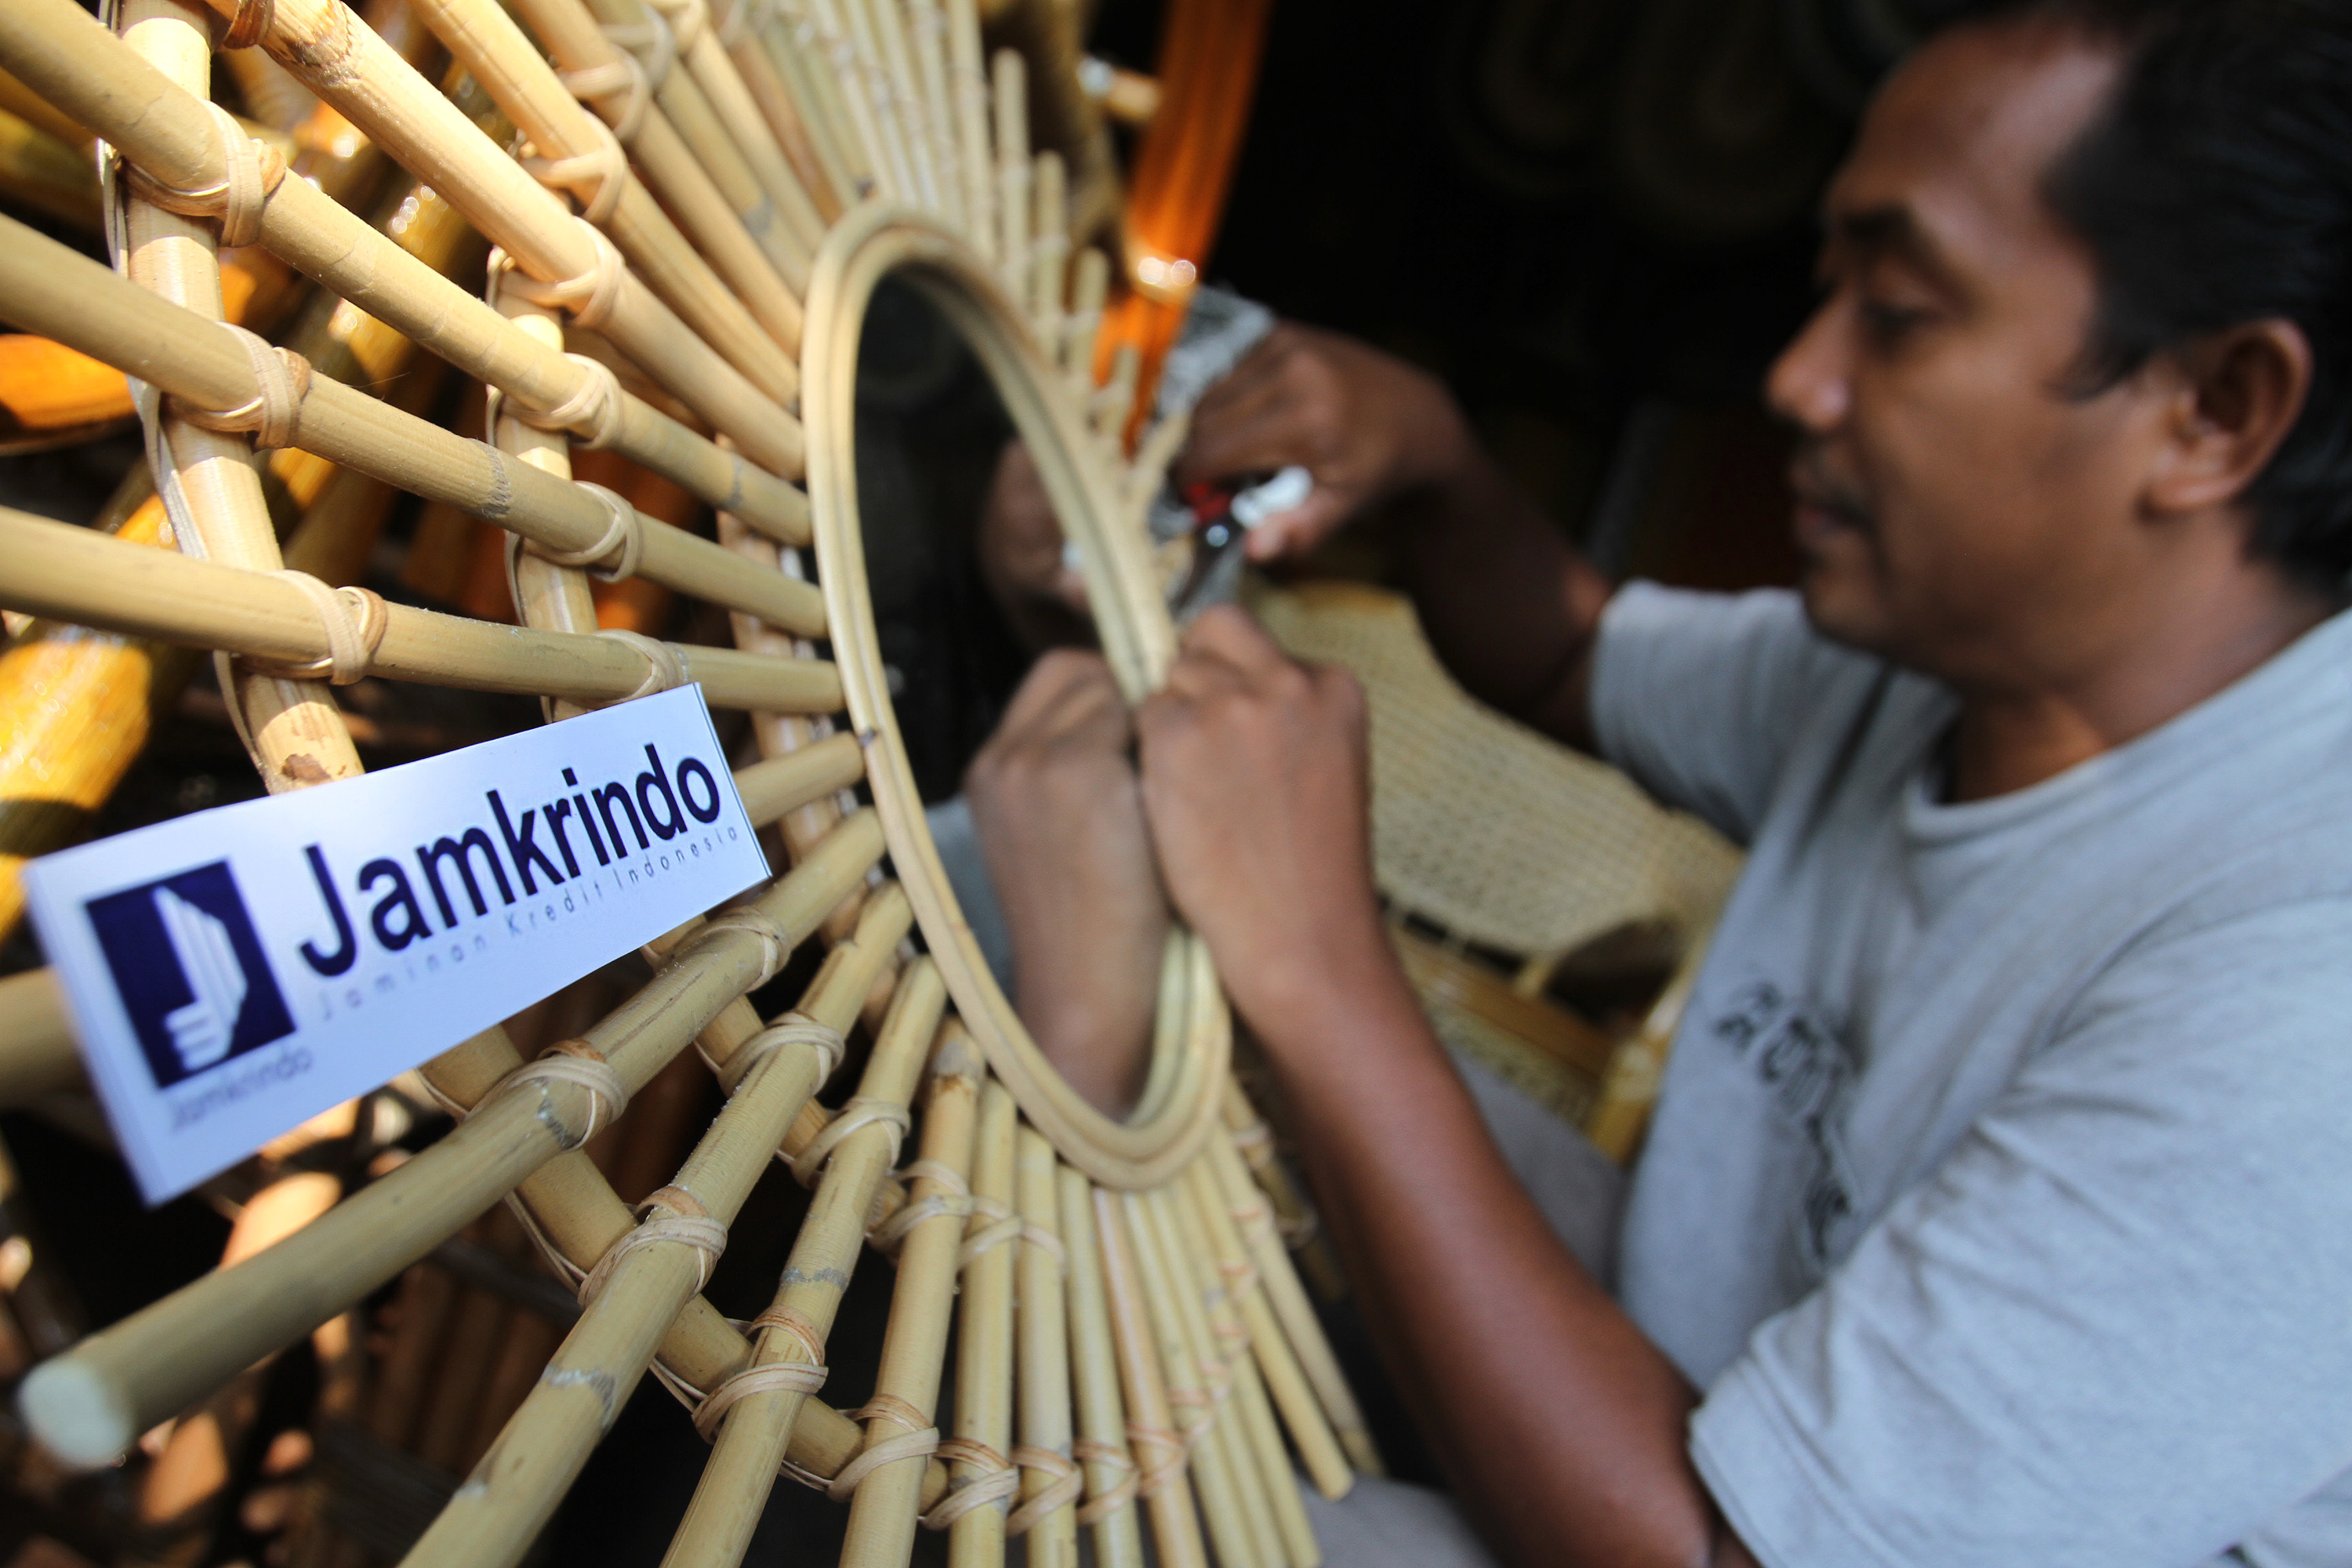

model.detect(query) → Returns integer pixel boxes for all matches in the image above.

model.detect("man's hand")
[965,651,1167,1116]
[1176,323,1477,564]
[978,440,1094,652]
[1135,607,1392,1038]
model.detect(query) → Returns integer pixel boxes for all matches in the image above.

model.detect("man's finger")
[1180,604,1292,674]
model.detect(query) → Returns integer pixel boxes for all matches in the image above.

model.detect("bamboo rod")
[505,0,808,355]
[826,0,923,201]
[992,49,1032,300]
[858,0,942,212]
[1065,245,1106,383]
[1056,1165,1147,1568]
[0,0,812,528]
[0,508,844,717]
[121,0,365,797]
[719,2,845,222]
[16,813,884,1468]
[424,891,948,1512]
[1093,1187,1210,1568]
[400,955,891,1568]
[0,106,96,229]
[1202,1131,1380,1477]
[1012,1126,1079,1568]
[904,0,964,233]
[0,217,827,638]
[1135,1187,1284,1568]
[1032,149,1068,350]
[946,1078,1021,1566]
[661,958,947,1568]
[1163,1184,1317,1566]
[835,1025,985,1568]
[0,969,81,1109]
[946,0,994,260]
[1219,1082,1343,1301]
[398,0,802,401]
[732,733,865,827]
[1178,1162,1350,1501]
[746,2,863,213]
[653,0,829,261]
[174,0,808,477]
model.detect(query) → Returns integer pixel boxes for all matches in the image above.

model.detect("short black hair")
[1945,0,2352,586]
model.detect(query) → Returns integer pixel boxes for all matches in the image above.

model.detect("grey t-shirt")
[1592,583,2352,1568]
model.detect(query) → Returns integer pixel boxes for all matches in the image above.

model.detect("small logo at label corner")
[85,861,296,1091]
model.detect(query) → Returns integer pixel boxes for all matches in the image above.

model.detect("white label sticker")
[23,686,768,1203]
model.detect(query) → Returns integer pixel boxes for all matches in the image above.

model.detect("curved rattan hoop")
[804,201,1223,1191]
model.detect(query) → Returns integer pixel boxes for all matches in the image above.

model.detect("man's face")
[1768,21,2169,685]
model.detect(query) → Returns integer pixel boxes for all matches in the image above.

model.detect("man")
[973,2,2352,1561]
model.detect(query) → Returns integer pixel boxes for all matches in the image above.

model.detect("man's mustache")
[1789,444,1874,528]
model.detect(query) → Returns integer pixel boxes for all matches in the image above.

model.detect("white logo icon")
[156,886,249,1073]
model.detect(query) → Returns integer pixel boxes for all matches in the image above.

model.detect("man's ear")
[2147,318,2313,517]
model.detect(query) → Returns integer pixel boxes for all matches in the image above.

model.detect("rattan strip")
[16,813,884,1467]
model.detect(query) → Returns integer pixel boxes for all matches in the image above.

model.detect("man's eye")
[1860,299,1929,339]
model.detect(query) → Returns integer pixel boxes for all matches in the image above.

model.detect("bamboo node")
[924,1439,1018,1527]
[526,480,643,580]
[506,1039,630,1148]
[121,103,285,249]
[1072,1441,1141,1524]
[487,229,627,330]
[690,1359,825,1439]
[717,1012,844,1094]
[956,1196,1020,1272]
[593,628,687,704]
[578,1185,729,1304]
[172,325,310,450]
[1006,1447,1083,1537]
[521,119,630,227]
[241,571,387,686]
[747,1303,829,1365]
[786,1095,909,1186]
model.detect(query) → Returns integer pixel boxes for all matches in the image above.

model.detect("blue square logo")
[84,862,296,1091]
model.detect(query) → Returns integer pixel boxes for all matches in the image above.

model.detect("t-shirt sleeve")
[1588,583,1862,844]
[1689,895,2352,1568]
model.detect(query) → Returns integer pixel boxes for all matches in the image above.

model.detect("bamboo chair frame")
[0,1,1376,1563]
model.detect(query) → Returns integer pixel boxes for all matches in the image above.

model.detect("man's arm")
[1175,325,1616,749]
[1137,609,1757,1568]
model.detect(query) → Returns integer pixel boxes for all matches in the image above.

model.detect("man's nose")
[1766,296,1853,434]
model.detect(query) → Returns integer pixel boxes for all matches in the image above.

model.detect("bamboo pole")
[16,812,884,1469]
[943,1078,1021,1566]
[1219,1082,1343,1301]
[399,940,909,1568]
[1163,1185,1317,1566]
[903,0,964,233]
[0,105,96,228]
[173,0,808,478]
[0,0,810,532]
[947,0,994,260]
[1011,1126,1079,1568]
[503,0,808,354]
[992,49,1032,301]
[661,956,946,1568]
[1202,1131,1380,1477]
[648,0,829,262]
[1032,150,1068,350]
[1178,1162,1350,1501]
[1056,1165,1147,1568]
[717,1,843,223]
[833,1025,982,1567]
[0,507,844,716]
[857,0,942,211]
[0,216,827,638]
[1134,1187,1283,1568]
[821,0,920,203]
[743,1,863,215]
[1065,245,1106,383]
[120,0,365,797]
[0,970,81,1108]
[1093,1187,1209,1568]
